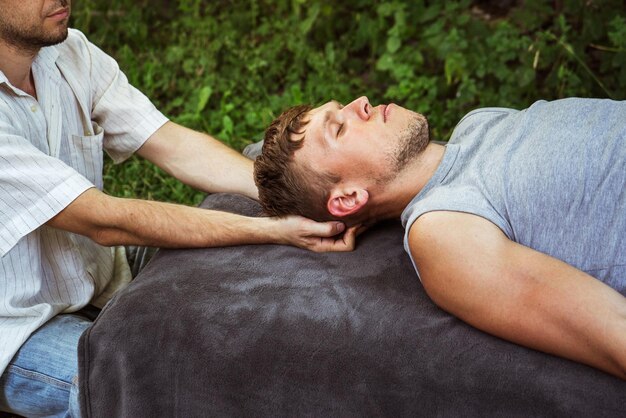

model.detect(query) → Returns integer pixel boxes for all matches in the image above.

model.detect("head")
[0,0,71,53]
[254,96,430,224]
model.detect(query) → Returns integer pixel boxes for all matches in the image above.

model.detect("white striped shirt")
[0,29,168,374]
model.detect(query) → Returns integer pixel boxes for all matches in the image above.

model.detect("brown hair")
[254,104,339,221]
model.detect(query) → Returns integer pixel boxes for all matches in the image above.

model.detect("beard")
[392,113,430,172]
[0,0,70,53]
[377,113,430,184]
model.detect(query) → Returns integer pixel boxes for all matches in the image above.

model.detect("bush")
[70,0,626,205]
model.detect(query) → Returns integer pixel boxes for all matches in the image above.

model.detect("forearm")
[492,274,626,380]
[48,188,355,252]
[598,297,626,379]
[48,188,273,248]
[106,201,273,247]
[465,259,626,380]
[138,122,258,200]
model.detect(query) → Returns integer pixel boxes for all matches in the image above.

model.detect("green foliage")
[70,0,626,205]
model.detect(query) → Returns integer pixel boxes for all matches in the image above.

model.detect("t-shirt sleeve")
[72,30,169,163]
[0,117,94,256]
[401,186,515,281]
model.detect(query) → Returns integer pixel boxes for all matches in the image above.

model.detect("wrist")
[245,215,284,245]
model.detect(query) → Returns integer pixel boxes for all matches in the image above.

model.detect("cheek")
[349,149,381,174]
[4,7,33,27]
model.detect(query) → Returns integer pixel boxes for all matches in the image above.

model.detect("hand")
[272,215,361,252]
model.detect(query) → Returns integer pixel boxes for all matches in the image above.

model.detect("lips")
[383,103,392,122]
[48,7,69,19]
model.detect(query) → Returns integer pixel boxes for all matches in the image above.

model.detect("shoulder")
[450,106,520,142]
[54,28,91,61]
[408,211,507,255]
[402,183,515,249]
[53,28,118,72]
[457,106,520,124]
[407,211,511,302]
[52,29,122,95]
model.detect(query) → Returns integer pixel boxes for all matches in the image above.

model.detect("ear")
[327,188,369,218]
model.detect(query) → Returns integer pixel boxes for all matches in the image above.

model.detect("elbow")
[617,307,626,380]
[90,227,119,247]
[609,307,626,380]
[608,354,626,381]
[617,337,626,381]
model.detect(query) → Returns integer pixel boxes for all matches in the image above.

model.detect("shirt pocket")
[68,122,105,189]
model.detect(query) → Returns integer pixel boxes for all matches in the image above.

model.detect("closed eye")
[336,123,344,138]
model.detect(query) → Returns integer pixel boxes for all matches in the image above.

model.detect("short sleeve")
[66,30,169,163]
[0,117,93,256]
[401,185,515,273]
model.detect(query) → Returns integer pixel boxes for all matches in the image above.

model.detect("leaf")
[609,16,626,49]
[377,3,397,17]
[300,3,320,35]
[196,86,212,114]
[376,53,395,71]
[325,42,336,65]
[290,84,303,103]
[386,36,401,53]
[222,115,234,134]
[419,4,442,23]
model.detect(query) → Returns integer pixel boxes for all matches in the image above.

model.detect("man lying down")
[253,97,626,380]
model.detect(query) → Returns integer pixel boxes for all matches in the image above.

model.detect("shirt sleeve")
[0,117,94,256]
[71,30,169,163]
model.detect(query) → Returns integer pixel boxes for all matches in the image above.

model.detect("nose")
[344,96,371,121]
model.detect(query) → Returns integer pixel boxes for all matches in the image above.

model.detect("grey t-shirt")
[401,98,625,293]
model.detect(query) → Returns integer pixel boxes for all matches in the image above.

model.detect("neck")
[0,38,39,96]
[368,142,446,222]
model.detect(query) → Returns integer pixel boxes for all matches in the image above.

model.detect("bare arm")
[408,211,626,379]
[137,121,258,199]
[46,188,358,252]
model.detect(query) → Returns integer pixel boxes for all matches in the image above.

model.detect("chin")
[43,27,70,46]
[390,113,430,172]
[414,113,429,136]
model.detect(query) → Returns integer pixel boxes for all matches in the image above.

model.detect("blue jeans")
[0,314,92,417]
[0,246,156,417]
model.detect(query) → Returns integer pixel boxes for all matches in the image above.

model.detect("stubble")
[377,113,430,185]
[0,0,70,53]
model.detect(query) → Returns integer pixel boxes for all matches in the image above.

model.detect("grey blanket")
[78,193,626,417]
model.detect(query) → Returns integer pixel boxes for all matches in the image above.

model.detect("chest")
[5,62,104,189]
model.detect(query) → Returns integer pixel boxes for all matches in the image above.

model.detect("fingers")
[338,224,359,250]
[278,215,369,252]
[354,224,369,237]
[307,224,360,253]
[308,220,345,237]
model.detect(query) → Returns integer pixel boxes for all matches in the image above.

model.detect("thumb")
[306,220,345,237]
